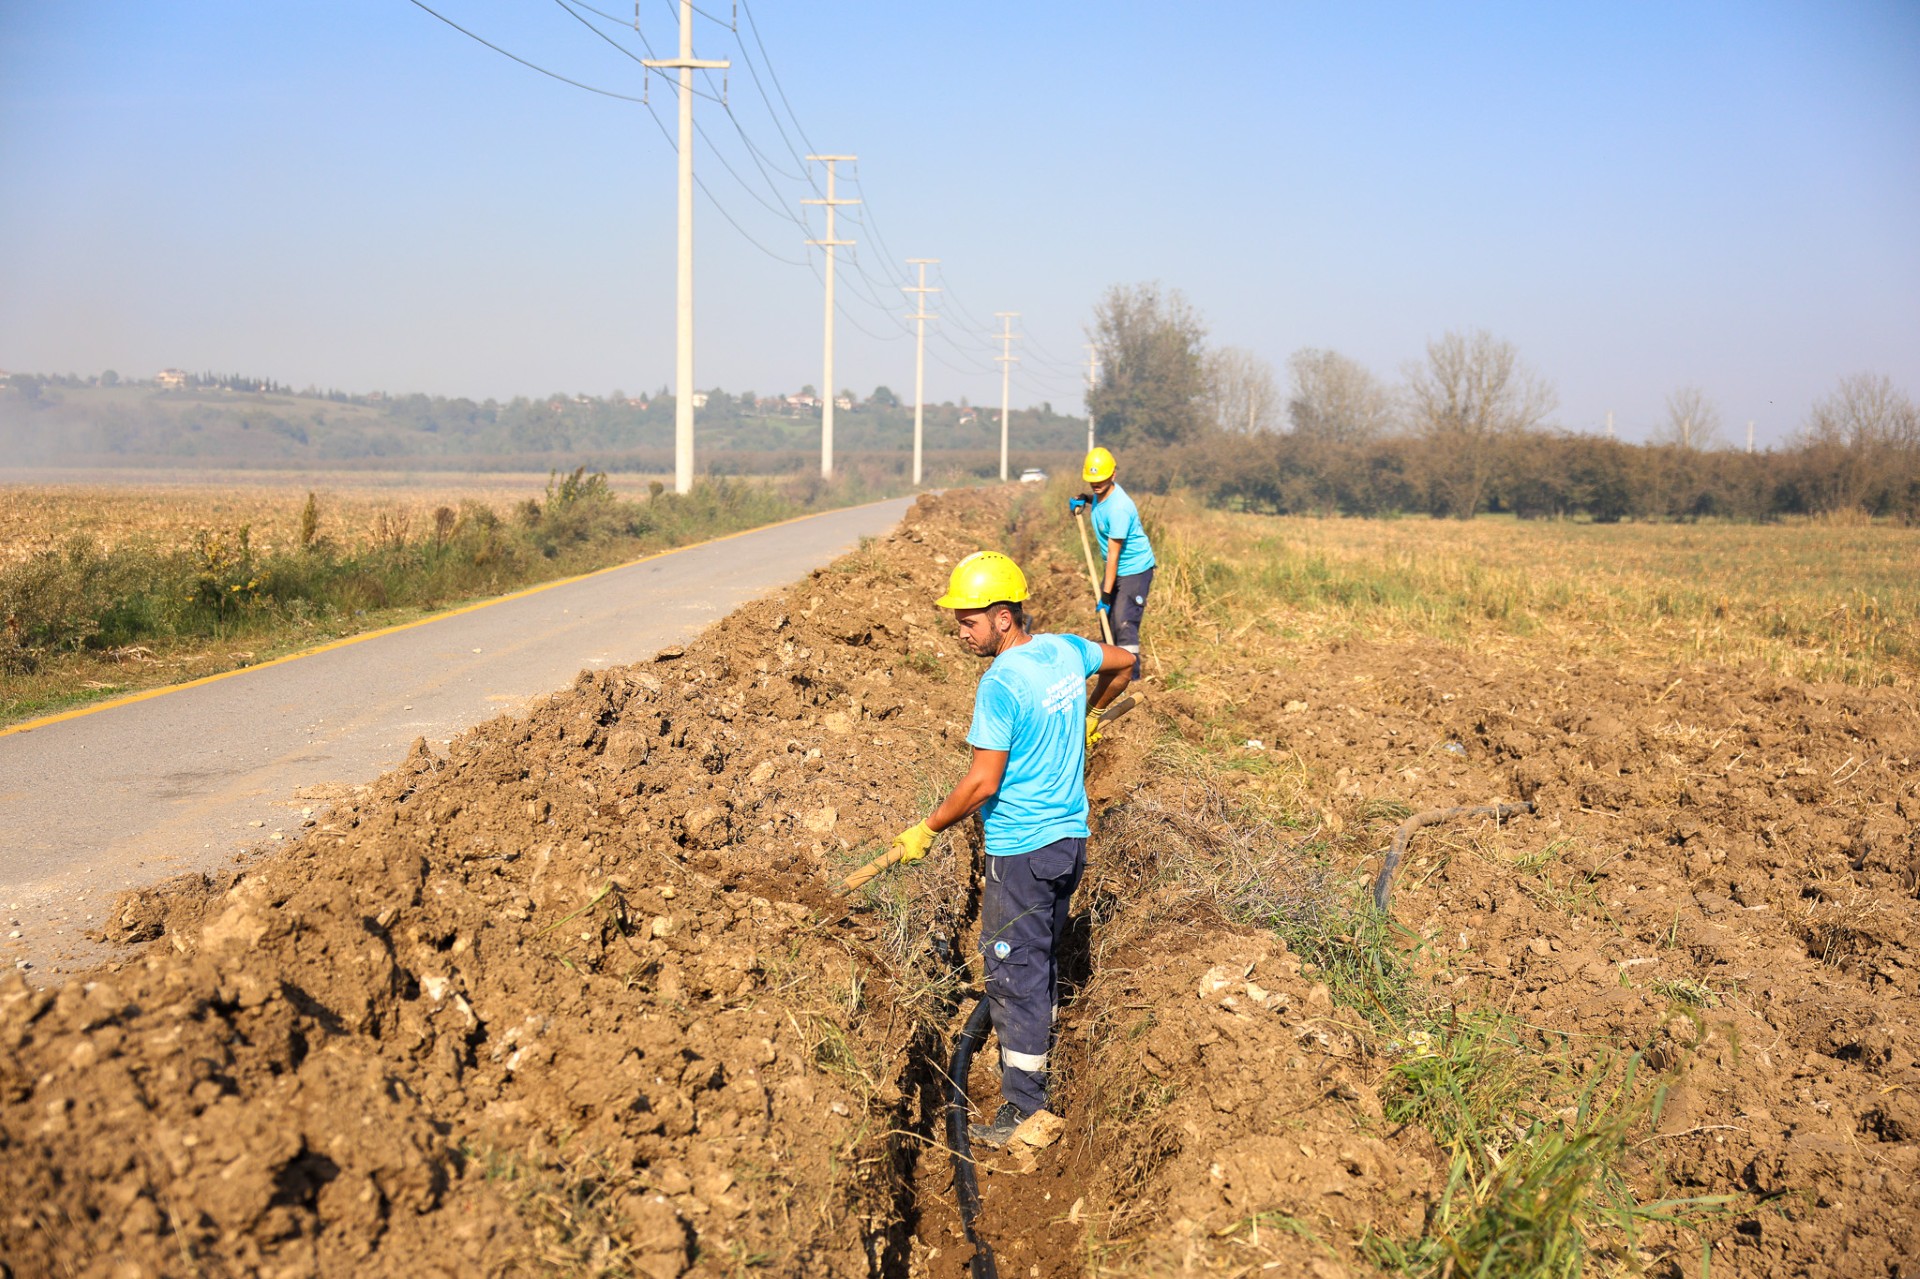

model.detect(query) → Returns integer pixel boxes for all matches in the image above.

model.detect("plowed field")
[3,489,1914,1279]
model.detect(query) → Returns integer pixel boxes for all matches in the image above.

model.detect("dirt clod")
[4,487,1917,1279]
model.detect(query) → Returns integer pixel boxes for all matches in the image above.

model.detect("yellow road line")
[0,496,904,740]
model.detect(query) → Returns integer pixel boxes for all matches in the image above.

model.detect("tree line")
[1085,283,1920,521]
[0,377,1092,467]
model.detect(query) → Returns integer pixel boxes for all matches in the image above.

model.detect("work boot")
[968,1102,1028,1149]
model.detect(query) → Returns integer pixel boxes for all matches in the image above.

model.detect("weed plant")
[1367,1017,1734,1278]
[0,469,901,721]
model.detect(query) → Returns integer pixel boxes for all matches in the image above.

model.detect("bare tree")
[1204,346,1281,434]
[1287,348,1397,442]
[1795,372,1920,513]
[1656,385,1723,450]
[1404,330,1556,518]
[1086,282,1210,446]
[1803,371,1919,451]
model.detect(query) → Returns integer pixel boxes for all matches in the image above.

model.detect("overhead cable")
[406,0,650,102]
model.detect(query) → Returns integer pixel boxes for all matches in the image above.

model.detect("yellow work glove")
[1085,711,1103,751]
[891,820,936,865]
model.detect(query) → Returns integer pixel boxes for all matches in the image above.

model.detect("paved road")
[0,497,914,974]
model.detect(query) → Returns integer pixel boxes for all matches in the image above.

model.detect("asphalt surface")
[0,496,914,976]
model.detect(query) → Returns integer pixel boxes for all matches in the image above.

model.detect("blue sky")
[2,1,1915,446]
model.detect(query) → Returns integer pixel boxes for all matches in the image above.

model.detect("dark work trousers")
[980,837,1086,1116]
[1102,567,1154,679]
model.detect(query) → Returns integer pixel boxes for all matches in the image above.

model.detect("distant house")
[958,408,978,426]
[784,393,819,412]
[626,397,650,410]
[834,393,855,411]
[691,392,710,409]
[156,368,188,390]
[573,394,594,406]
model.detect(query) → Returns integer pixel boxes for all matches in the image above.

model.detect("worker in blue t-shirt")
[887,550,1136,1147]
[1077,447,1156,679]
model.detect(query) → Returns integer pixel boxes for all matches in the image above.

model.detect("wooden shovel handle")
[841,848,904,892]
[1074,511,1117,646]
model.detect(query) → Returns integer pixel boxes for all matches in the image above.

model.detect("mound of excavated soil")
[5,485,1915,1279]
[0,490,1015,1277]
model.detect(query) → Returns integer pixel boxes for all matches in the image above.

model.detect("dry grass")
[0,469,674,565]
[1061,493,1793,1275]
[1137,493,1919,687]
[0,469,890,724]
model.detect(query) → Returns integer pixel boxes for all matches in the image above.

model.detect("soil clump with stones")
[2,488,1915,1278]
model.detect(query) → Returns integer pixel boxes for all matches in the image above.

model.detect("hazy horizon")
[4,1,1916,449]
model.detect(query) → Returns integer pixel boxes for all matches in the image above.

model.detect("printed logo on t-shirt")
[1041,672,1082,716]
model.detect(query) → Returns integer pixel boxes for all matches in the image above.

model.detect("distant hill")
[0,374,1089,471]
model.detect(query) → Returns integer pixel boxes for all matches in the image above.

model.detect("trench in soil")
[7,485,1918,1278]
[874,745,1138,1279]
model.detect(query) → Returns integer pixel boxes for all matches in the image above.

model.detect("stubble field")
[1,486,1915,1278]
[0,469,670,565]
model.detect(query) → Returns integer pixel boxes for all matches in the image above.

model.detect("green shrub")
[3,469,908,716]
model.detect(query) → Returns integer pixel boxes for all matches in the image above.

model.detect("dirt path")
[0,497,912,978]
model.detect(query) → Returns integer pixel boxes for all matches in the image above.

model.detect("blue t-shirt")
[1091,483,1156,577]
[966,633,1103,856]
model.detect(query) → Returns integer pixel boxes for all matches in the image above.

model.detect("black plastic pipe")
[946,995,1000,1279]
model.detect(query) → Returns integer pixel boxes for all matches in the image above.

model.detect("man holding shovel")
[1072,447,1156,680]
[887,550,1135,1146]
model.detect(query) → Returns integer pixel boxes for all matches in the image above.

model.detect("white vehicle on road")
[1017,468,1048,484]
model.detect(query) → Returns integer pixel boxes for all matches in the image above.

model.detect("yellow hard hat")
[1082,447,1116,483]
[935,550,1030,610]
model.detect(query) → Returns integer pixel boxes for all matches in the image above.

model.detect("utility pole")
[903,258,939,487]
[1605,410,1615,440]
[803,155,857,479]
[995,312,1019,482]
[1747,420,1755,453]
[643,0,728,495]
[1084,342,1099,453]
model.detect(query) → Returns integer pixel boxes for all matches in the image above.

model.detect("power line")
[719,21,818,187]
[562,0,647,32]
[416,0,791,270]
[662,0,733,28]
[694,174,808,264]
[553,0,650,65]
[842,166,913,291]
[550,0,725,101]
[738,0,819,156]
[929,325,998,377]
[838,247,921,330]
[931,264,1080,374]
[562,0,828,236]
[417,0,1061,398]
[694,0,1072,385]
[405,0,650,102]
[550,0,824,248]
[718,99,807,182]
